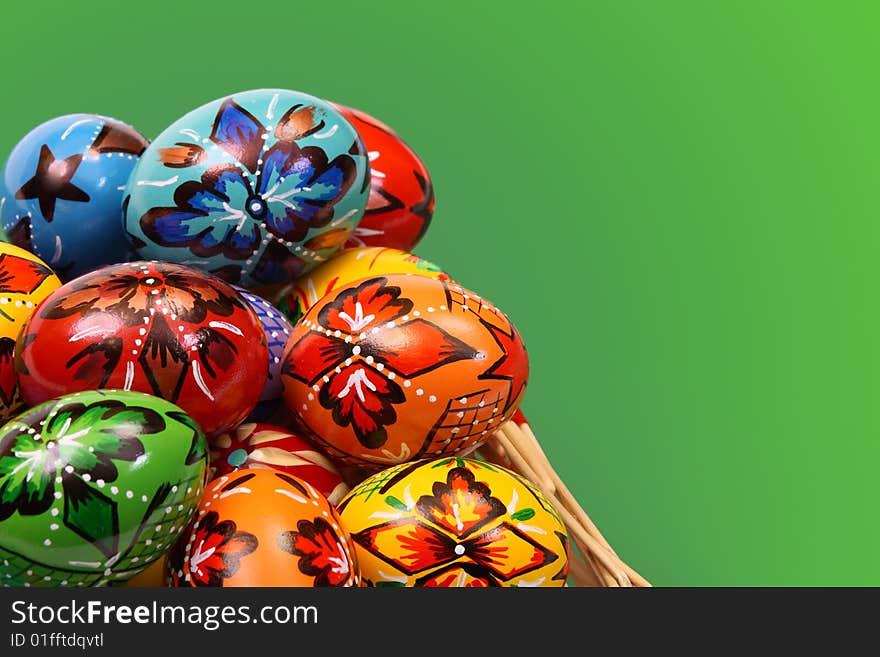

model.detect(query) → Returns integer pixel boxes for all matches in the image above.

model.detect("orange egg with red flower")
[338,457,569,587]
[166,468,359,587]
[334,105,434,252]
[281,274,528,469]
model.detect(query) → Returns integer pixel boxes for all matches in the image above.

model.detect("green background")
[1,1,876,586]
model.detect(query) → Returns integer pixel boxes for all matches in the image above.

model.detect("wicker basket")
[482,419,650,587]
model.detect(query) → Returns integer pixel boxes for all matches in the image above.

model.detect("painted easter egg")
[0,389,208,587]
[0,114,149,281]
[338,457,569,587]
[280,274,529,468]
[124,89,370,289]
[0,243,61,422]
[279,246,450,324]
[208,423,349,505]
[15,261,269,435]
[166,468,359,587]
[235,289,293,422]
[335,105,434,251]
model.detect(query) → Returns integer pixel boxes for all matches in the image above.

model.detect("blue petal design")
[256,141,307,196]
[140,165,259,260]
[143,209,205,244]
[210,99,267,173]
[252,241,307,285]
[224,220,261,254]
[261,147,357,241]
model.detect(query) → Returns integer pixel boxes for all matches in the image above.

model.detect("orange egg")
[166,468,359,587]
[281,274,529,469]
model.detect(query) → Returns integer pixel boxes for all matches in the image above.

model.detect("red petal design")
[365,318,478,378]
[0,253,54,295]
[163,271,243,322]
[138,315,189,401]
[465,523,558,581]
[40,272,142,322]
[317,277,412,334]
[282,331,350,385]
[189,511,258,586]
[416,467,506,539]
[353,520,455,574]
[318,362,404,448]
[278,517,353,586]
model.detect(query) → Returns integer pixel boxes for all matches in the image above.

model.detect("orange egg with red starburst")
[280,274,528,469]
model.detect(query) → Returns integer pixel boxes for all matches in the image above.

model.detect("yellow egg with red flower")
[337,457,569,587]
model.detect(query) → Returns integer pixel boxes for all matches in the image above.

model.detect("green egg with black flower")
[0,389,208,587]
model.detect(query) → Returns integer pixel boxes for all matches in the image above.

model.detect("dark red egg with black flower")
[166,468,359,587]
[334,104,434,251]
[280,274,528,469]
[15,261,269,435]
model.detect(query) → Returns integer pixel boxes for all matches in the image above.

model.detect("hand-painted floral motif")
[184,510,258,587]
[0,389,208,587]
[350,466,555,586]
[0,399,159,523]
[283,277,478,449]
[281,275,529,468]
[168,468,359,587]
[338,458,569,587]
[124,90,369,287]
[278,517,353,586]
[16,261,269,435]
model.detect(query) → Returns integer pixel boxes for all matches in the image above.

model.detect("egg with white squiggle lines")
[208,423,349,505]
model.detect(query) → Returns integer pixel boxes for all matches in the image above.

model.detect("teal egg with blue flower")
[0,115,149,281]
[124,89,370,289]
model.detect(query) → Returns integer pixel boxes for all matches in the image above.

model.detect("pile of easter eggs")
[0,89,568,588]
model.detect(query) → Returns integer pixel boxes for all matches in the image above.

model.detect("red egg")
[335,105,434,251]
[15,261,269,435]
[209,423,350,505]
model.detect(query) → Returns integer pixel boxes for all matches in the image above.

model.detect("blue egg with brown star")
[0,114,149,281]
[124,89,370,289]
